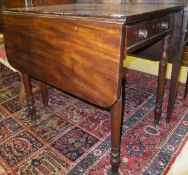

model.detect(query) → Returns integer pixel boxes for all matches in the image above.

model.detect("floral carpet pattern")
[0,65,188,175]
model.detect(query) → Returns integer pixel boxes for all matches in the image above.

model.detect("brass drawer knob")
[161,22,169,29]
[138,29,148,39]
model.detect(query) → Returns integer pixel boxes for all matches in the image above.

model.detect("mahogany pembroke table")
[1,3,183,174]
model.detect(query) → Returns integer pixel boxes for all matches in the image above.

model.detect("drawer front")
[126,15,172,50]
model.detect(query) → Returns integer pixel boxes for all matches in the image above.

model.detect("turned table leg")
[40,82,48,106]
[110,88,123,174]
[154,35,170,125]
[21,73,39,120]
[166,56,182,123]
[19,73,26,107]
[18,72,48,107]
[166,48,184,123]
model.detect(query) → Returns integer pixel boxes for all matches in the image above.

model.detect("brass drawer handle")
[161,22,169,29]
[138,29,148,39]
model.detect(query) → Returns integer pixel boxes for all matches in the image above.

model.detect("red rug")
[0,65,188,174]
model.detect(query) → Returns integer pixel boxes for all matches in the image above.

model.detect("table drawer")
[126,15,172,50]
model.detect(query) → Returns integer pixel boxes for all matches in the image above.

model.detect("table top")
[2,2,183,107]
[2,3,183,24]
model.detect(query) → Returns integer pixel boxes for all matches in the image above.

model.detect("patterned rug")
[0,65,188,175]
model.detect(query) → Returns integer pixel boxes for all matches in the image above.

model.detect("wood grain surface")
[3,14,124,107]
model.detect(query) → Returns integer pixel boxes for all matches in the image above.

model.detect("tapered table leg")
[19,73,26,107]
[40,82,48,106]
[154,35,170,125]
[166,49,184,123]
[110,89,123,174]
[166,54,182,123]
[22,73,39,120]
